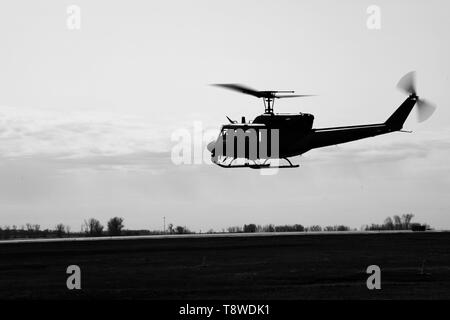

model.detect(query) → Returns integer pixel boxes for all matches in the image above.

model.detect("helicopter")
[207,71,436,169]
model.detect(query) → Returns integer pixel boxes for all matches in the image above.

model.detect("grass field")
[0,232,449,299]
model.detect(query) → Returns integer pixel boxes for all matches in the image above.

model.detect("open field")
[0,232,449,299]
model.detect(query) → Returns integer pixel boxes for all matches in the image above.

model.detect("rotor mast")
[263,97,275,114]
[262,91,294,114]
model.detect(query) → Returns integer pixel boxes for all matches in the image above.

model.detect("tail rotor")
[397,71,436,122]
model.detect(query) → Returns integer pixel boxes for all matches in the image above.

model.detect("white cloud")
[305,129,450,164]
[0,105,172,160]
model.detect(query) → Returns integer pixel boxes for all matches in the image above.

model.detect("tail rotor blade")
[396,71,437,123]
[416,99,436,123]
[397,71,417,95]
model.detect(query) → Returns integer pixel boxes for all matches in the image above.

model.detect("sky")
[0,0,449,231]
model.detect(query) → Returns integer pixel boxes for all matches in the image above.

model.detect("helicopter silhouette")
[207,71,436,169]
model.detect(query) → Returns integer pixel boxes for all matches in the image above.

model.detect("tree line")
[228,224,352,233]
[0,217,192,240]
[364,214,429,231]
[0,213,430,240]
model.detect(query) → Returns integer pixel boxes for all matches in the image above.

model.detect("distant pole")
[163,216,166,234]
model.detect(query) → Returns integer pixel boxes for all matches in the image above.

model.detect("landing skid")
[213,157,299,169]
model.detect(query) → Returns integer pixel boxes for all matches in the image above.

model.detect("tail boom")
[296,96,416,154]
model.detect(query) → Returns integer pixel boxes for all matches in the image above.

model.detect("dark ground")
[0,232,449,299]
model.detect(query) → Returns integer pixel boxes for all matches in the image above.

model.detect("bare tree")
[83,218,104,237]
[55,224,65,238]
[107,217,124,236]
[175,226,189,234]
[393,215,402,229]
[383,217,394,230]
[227,226,242,233]
[263,224,275,232]
[243,224,257,233]
[307,225,322,232]
[402,213,414,230]
[25,223,40,234]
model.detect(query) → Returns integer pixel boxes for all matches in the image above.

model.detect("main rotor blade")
[275,94,316,99]
[416,98,436,122]
[397,71,417,95]
[212,84,313,100]
[212,83,264,98]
